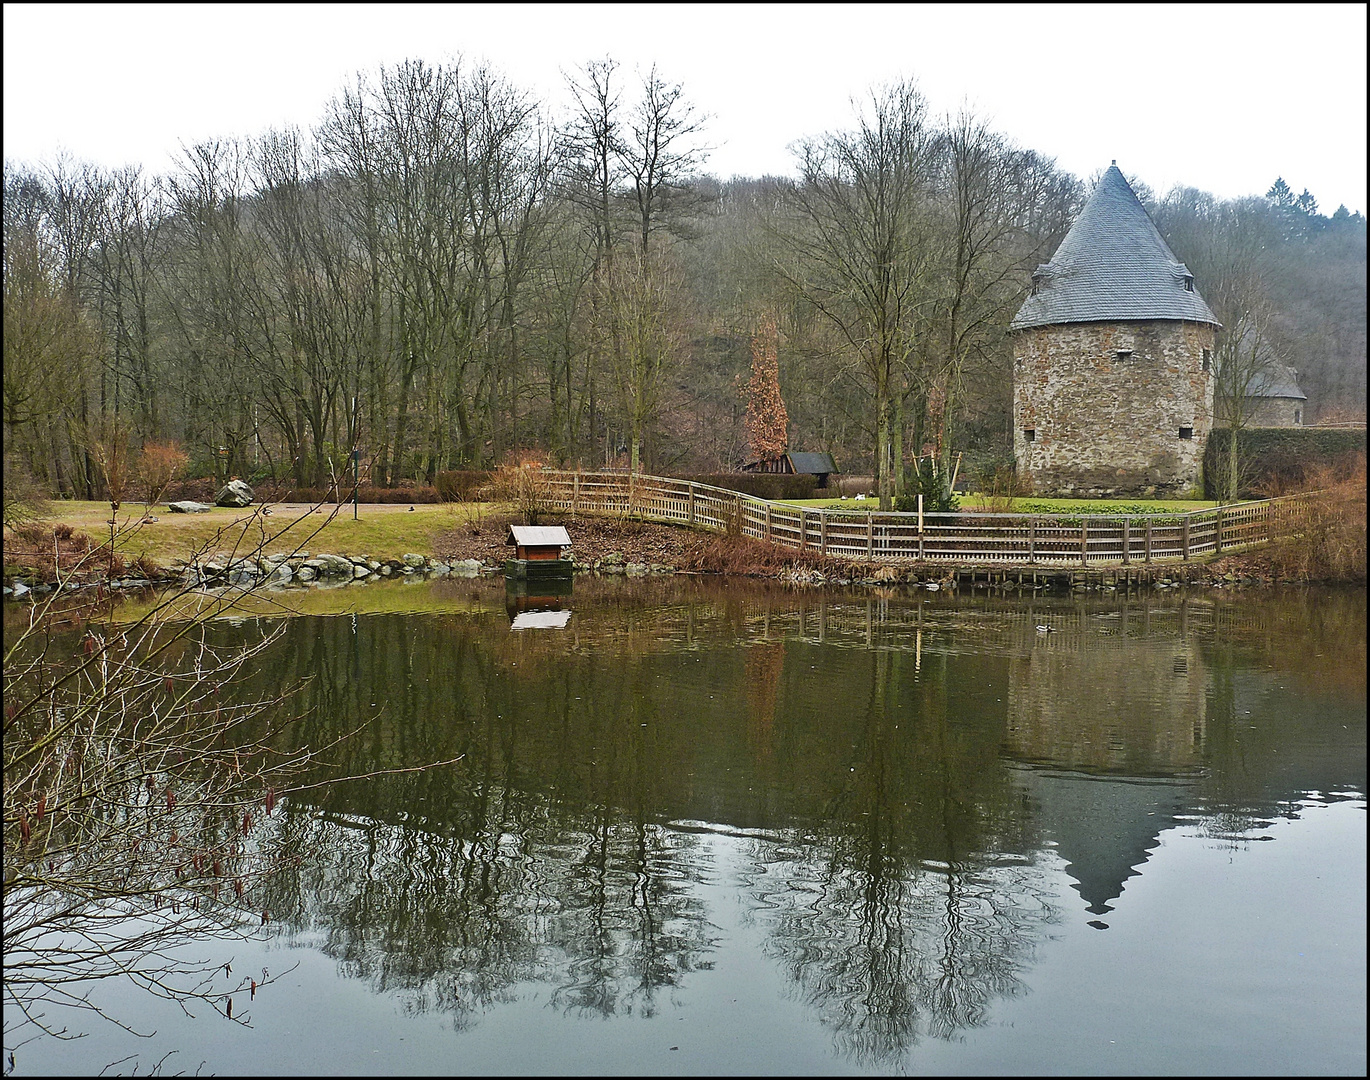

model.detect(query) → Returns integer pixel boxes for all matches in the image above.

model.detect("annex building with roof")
[1010,163,1220,496]
[1235,363,1307,427]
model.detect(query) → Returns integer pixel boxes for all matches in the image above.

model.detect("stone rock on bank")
[215,479,255,507]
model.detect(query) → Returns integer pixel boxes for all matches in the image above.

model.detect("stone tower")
[1010,164,1220,497]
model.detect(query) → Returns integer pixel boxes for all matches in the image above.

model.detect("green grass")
[780,494,1217,514]
[8,500,492,567]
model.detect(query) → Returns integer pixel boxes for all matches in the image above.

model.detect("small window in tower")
[1184,275,1194,292]
[1294,408,1302,425]
[1178,426,1194,440]
[1202,348,1211,372]
[1116,349,1133,361]
[1023,428,1036,443]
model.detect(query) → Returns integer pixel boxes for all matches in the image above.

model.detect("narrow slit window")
[1294,408,1302,425]
[1178,426,1194,440]
[1201,348,1211,372]
[1023,428,1036,443]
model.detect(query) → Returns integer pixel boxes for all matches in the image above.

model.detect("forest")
[4,57,1365,511]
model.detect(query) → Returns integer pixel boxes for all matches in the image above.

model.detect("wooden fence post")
[820,510,828,556]
[799,509,807,550]
[1145,520,1153,564]
[1214,507,1223,554]
[1081,519,1089,565]
[572,472,580,514]
[765,502,772,543]
[1182,515,1190,561]
[687,482,696,526]
[1122,517,1130,564]
[1028,518,1036,564]
[867,514,874,557]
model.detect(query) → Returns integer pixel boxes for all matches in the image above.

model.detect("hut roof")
[505,525,572,548]
[1011,164,1220,331]
[786,451,837,474]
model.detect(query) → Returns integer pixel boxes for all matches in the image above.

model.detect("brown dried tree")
[744,313,789,464]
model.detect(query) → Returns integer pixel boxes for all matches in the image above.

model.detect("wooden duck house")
[504,524,573,580]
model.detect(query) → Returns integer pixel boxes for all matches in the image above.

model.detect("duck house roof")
[505,525,572,548]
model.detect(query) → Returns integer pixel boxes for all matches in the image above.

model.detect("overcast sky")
[4,2,1366,212]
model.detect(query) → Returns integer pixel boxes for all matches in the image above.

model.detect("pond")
[7,578,1366,1075]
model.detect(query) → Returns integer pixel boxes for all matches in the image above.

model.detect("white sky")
[4,2,1367,212]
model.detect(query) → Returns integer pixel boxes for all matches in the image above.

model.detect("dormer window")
[1183,275,1194,292]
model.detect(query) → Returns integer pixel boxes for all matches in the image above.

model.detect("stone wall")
[1241,397,1305,428]
[1012,319,1216,496]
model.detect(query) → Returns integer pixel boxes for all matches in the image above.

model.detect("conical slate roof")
[1012,164,1220,330]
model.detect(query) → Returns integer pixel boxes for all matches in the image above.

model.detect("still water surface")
[14,579,1367,1075]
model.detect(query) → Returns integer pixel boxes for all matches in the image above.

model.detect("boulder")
[214,479,255,508]
[168,501,213,514]
[402,553,426,568]
[295,565,317,582]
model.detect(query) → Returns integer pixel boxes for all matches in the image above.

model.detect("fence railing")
[541,471,1315,566]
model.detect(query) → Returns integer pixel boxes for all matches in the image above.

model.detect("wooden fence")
[543,471,1315,567]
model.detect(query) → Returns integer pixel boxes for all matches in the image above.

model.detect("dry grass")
[1265,455,1367,583]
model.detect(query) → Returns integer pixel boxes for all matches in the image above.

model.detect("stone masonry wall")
[1013,320,1216,497]
[1241,397,1305,428]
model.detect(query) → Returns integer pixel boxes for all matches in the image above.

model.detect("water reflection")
[106,581,1369,1065]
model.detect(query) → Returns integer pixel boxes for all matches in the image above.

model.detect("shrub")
[479,459,554,524]
[435,470,495,502]
[1204,428,1367,499]
[1265,454,1366,583]
[255,484,440,504]
[682,473,820,501]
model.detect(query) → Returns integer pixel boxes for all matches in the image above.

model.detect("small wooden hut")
[504,524,573,580]
[741,451,838,489]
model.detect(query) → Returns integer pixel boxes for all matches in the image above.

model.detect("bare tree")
[775,80,938,509]
[599,246,688,472]
[3,508,461,1057]
[621,64,710,255]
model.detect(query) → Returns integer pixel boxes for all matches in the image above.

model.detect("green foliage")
[1204,428,1367,498]
[895,467,959,513]
[685,473,819,501]
[1013,500,1190,517]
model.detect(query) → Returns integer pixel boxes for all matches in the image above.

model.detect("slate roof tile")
[1012,164,1221,331]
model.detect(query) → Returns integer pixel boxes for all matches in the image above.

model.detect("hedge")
[434,470,495,502]
[679,473,820,501]
[1204,427,1367,498]
[257,484,441,505]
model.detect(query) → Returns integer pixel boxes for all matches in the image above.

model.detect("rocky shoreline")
[2,512,1342,599]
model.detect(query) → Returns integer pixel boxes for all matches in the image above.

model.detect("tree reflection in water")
[740,647,1058,1063]
[185,579,1362,1063]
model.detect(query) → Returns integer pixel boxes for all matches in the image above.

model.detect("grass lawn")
[8,501,492,567]
[780,494,1218,514]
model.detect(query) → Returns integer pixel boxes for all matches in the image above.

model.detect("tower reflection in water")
[212,582,1362,1064]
